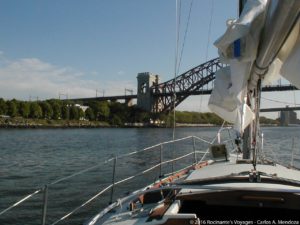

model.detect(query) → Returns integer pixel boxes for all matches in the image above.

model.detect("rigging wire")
[171,0,182,174]
[261,96,300,106]
[173,0,181,141]
[205,0,214,62]
[176,0,194,75]
[293,89,297,107]
[173,0,194,138]
[199,0,214,123]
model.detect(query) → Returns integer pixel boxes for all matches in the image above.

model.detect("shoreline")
[0,118,281,129]
[0,123,281,129]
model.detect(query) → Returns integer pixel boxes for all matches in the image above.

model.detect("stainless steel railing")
[0,127,235,225]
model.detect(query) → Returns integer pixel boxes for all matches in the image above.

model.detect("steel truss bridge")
[70,58,298,113]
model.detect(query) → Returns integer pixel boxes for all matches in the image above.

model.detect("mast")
[246,0,300,164]
[238,0,252,160]
[210,0,300,164]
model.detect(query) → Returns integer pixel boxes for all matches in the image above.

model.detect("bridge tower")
[137,72,160,112]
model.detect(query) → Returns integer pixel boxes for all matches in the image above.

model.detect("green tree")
[85,107,95,121]
[260,116,278,125]
[19,102,30,118]
[51,102,61,120]
[89,101,110,121]
[30,102,43,118]
[110,102,129,123]
[0,98,7,115]
[98,101,110,120]
[157,112,168,124]
[69,105,79,120]
[39,102,53,119]
[79,108,85,120]
[7,100,18,117]
[61,104,69,120]
[111,115,122,126]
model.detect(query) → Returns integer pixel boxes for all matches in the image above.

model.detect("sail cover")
[209,0,268,132]
[209,0,300,133]
[281,24,300,89]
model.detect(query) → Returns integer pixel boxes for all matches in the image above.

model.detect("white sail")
[209,0,267,133]
[209,0,300,133]
[281,26,300,89]
[264,18,300,86]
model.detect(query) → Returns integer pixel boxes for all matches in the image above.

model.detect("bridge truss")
[69,58,298,114]
[151,58,223,113]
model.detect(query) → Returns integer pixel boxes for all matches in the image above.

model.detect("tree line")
[1,98,275,126]
[0,98,85,120]
[0,98,156,126]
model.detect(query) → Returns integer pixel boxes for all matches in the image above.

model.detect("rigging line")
[199,0,214,120]
[261,96,300,106]
[173,0,181,140]
[171,0,181,175]
[293,89,297,107]
[176,0,194,74]
[205,0,214,61]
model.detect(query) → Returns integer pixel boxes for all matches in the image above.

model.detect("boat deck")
[86,161,300,225]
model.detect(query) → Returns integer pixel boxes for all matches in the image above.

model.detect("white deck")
[186,162,300,182]
[87,160,300,225]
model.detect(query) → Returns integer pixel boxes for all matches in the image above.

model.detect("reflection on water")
[0,127,299,224]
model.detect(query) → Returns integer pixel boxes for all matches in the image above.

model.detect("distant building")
[280,106,298,126]
[75,104,88,112]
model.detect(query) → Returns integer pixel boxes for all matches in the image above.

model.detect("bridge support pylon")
[137,72,161,112]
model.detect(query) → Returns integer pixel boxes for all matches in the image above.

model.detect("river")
[0,127,299,225]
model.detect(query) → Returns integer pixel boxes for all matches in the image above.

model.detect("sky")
[0,0,299,118]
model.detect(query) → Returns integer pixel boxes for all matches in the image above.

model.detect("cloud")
[117,70,125,76]
[0,55,135,101]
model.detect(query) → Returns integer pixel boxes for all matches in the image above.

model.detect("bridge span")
[70,94,137,103]
[260,107,300,112]
[69,58,298,113]
[69,84,297,105]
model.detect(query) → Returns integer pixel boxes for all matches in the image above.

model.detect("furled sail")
[281,21,300,89]
[209,0,268,132]
[209,0,300,133]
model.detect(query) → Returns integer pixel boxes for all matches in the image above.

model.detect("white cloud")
[0,55,135,101]
[3,54,296,119]
[117,70,125,76]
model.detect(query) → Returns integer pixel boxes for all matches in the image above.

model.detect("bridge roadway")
[260,107,300,112]
[70,94,137,102]
[69,84,298,102]
[68,58,298,113]
[68,87,300,113]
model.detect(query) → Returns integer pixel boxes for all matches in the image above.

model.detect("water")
[0,127,299,225]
